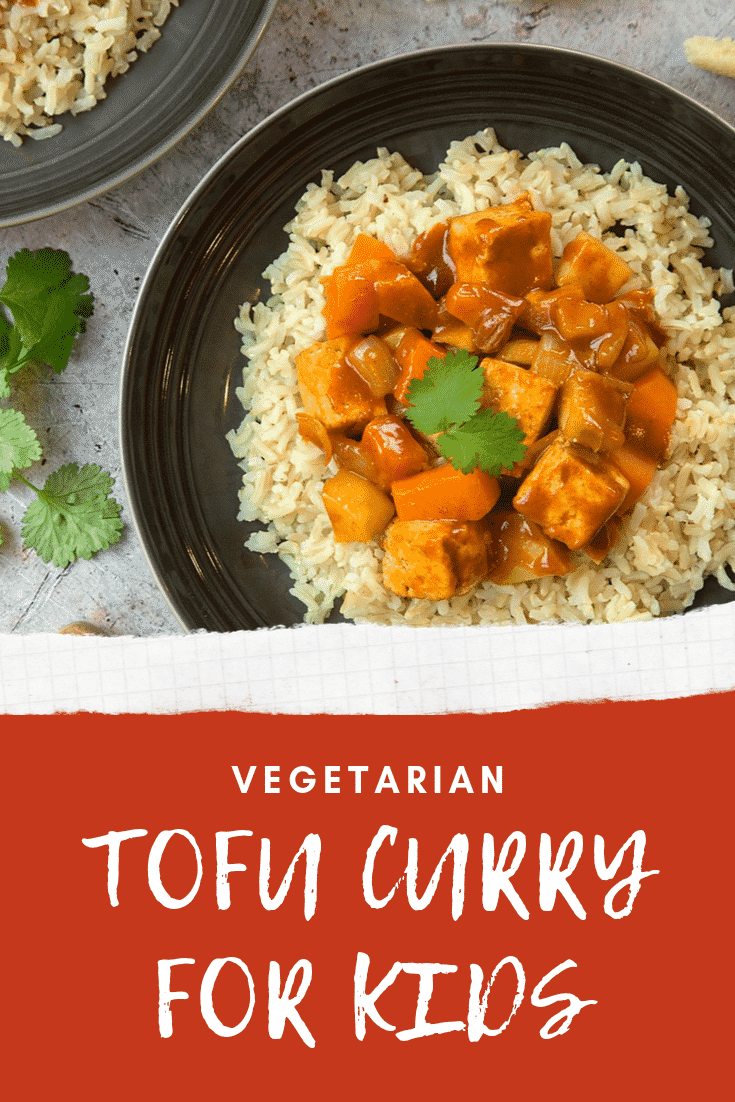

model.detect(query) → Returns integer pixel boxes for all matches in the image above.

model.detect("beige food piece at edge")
[684,36,735,78]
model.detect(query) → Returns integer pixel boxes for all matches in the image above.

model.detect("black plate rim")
[119,41,735,634]
[0,0,279,228]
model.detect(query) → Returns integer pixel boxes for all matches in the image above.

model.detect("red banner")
[5,696,732,1099]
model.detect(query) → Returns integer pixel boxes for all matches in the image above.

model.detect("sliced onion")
[296,412,333,464]
[346,335,400,396]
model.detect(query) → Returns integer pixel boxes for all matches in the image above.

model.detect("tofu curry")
[294,193,678,601]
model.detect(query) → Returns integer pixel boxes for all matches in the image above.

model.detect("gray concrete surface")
[0,0,733,636]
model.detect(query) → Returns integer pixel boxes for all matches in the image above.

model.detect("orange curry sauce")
[294,193,677,602]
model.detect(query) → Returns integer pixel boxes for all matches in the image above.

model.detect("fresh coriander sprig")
[0,248,94,376]
[0,407,42,493]
[405,348,484,434]
[442,407,528,475]
[404,348,527,476]
[0,248,123,567]
[18,463,123,568]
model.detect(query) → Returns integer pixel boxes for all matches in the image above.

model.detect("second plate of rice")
[0,0,277,226]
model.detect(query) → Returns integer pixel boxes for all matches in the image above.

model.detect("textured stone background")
[0,0,733,635]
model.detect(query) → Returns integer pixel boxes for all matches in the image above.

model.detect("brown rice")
[0,0,178,145]
[227,130,735,627]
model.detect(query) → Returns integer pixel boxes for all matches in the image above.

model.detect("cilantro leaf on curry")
[404,350,527,474]
[404,348,484,434]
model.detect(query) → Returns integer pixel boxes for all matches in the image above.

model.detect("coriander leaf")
[0,306,10,359]
[29,273,94,375]
[0,308,10,396]
[1,249,78,344]
[0,408,42,493]
[404,349,483,434]
[21,462,122,568]
[0,309,23,380]
[439,408,527,476]
[0,249,94,375]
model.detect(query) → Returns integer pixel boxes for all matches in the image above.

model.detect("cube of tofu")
[448,194,553,297]
[556,231,633,303]
[512,438,630,550]
[558,369,631,452]
[382,519,491,600]
[296,338,381,433]
[480,357,557,473]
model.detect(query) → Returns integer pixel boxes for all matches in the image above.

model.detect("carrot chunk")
[392,463,500,522]
[370,260,439,331]
[393,330,447,404]
[323,268,379,339]
[624,367,678,460]
[324,256,438,339]
[607,442,659,513]
[346,234,397,265]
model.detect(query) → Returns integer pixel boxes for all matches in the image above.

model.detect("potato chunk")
[519,285,585,334]
[297,338,381,433]
[448,194,553,297]
[432,299,476,352]
[322,468,395,543]
[382,519,491,600]
[558,369,631,452]
[513,438,630,550]
[551,296,630,371]
[480,358,557,472]
[556,231,633,303]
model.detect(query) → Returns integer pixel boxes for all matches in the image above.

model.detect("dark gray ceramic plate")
[0,0,277,226]
[120,43,735,632]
